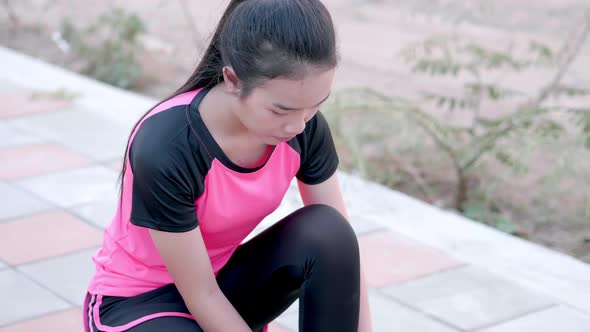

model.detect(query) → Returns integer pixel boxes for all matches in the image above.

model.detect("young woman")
[84,0,372,331]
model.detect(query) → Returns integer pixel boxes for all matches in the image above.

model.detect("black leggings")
[87,204,361,331]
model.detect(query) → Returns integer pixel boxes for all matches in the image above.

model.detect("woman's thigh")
[124,316,202,332]
[215,210,308,330]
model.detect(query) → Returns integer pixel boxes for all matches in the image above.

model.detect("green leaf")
[580,110,590,134]
[462,201,487,220]
[464,83,522,100]
[529,40,555,64]
[412,59,462,76]
[572,109,590,131]
[449,98,457,111]
[534,119,565,140]
[412,60,431,73]
[59,18,75,41]
[464,83,483,95]
[495,217,517,234]
[552,85,590,97]
[495,150,529,175]
[488,85,500,99]
[477,117,504,128]
[521,119,534,129]
[575,110,590,149]
[422,93,474,111]
[529,41,553,57]
[465,44,522,70]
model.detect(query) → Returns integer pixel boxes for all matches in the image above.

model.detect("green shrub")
[60,8,146,89]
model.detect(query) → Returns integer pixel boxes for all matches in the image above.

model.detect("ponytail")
[171,0,248,95]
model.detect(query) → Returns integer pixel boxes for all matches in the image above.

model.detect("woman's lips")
[274,136,293,142]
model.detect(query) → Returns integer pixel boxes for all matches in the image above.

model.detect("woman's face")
[233,66,335,145]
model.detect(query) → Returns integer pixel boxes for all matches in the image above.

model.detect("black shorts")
[84,284,205,332]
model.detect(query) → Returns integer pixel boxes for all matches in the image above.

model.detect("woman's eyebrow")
[273,92,331,111]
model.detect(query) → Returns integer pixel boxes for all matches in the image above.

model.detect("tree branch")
[2,0,19,28]
[387,154,437,204]
[531,10,590,107]
[461,12,590,171]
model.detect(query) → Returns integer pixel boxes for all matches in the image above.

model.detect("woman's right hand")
[149,227,252,331]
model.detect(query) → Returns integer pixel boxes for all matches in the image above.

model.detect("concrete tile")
[358,231,463,288]
[249,178,387,241]
[280,182,303,209]
[284,300,298,314]
[272,294,435,332]
[244,202,298,243]
[349,213,387,235]
[0,308,83,332]
[274,312,298,332]
[6,107,130,161]
[369,291,458,332]
[267,323,292,332]
[18,248,98,306]
[0,81,24,94]
[106,159,124,172]
[71,196,119,229]
[14,166,119,208]
[0,123,43,148]
[0,144,93,180]
[478,306,590,332]
[271,299,299,331]
[383,266,554,330]
[0,92,71,119]
[0,210,103,265]
[337,171,399,217]
[0,182,51,221]
[385,265,541,303]
[345,164,590,313]
[385,265,495,302]
[0,269,70,326]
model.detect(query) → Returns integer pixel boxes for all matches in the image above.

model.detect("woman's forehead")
[254,68,335,106]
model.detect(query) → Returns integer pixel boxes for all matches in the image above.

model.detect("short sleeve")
[296,111,340,185]
[129,137,200,233]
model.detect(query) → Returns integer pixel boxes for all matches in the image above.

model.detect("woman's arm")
[298,173,373,332]
[149,227,251,331]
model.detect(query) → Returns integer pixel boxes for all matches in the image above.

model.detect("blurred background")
[1,0,589,262]
[2,1,590,331]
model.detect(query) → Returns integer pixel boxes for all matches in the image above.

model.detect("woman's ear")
[222,66,241,95]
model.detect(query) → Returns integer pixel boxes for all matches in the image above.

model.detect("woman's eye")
[271,109,288,116]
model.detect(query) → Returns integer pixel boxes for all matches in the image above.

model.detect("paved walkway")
[0,46,589,332]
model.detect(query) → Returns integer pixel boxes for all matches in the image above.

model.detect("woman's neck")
[199,84,248,140]
[198,84,272,168]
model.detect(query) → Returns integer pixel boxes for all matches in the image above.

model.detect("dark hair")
[118,0,338,190]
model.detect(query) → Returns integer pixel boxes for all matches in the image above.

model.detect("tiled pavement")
[1,47,590,332]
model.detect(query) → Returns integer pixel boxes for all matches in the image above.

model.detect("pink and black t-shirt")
[87,87,339,298]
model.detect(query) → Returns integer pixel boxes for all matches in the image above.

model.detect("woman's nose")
[284,118,306,136]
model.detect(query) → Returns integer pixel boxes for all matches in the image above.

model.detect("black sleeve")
[129,138,200,233]
[296,111,340,185]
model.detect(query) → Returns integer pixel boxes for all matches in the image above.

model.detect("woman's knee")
[292,204,359,258]
[299,204,353,231]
